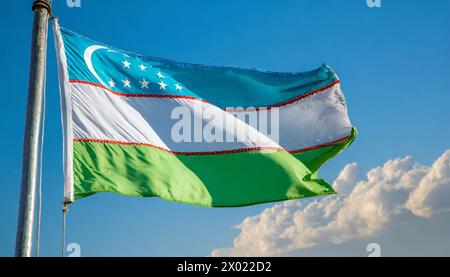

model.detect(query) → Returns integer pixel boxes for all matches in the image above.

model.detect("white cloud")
[332,162,359,195]
[406,151,450,217]
[212,150,450,257]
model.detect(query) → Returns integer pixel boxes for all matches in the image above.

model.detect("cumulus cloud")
[212,150,450,257]
[406,152,450,217]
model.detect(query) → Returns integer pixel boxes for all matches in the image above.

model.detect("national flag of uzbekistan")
[54,20,356,207]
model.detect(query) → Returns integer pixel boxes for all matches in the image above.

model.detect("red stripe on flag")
[69,79,340,111]
[73,134,350,156]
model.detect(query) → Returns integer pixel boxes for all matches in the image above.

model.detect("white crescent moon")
[84,45,108,87]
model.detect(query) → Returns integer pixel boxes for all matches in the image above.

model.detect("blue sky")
[1,0,449,256]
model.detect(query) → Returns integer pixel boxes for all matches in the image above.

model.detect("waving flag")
[53,20,356,207]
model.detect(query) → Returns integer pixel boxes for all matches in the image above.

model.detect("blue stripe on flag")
[60,27,339,109]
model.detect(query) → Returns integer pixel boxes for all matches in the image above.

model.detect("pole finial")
[32,0,52,15]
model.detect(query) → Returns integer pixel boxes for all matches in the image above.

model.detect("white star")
[122,78,131,88]
[122,60,131,69]
[159,81,167,90]
[157,71,165,78]
[175,84,183,91]
[139,64,147,71]
[108,79,116,88]
[140,78,149,89]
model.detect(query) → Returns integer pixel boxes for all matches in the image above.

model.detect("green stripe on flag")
[72,129,356,207]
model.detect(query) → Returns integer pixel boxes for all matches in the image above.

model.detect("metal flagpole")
[61,202,69,257]
[15,0,53,257]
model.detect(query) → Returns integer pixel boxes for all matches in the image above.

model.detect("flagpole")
[15,0,53,257]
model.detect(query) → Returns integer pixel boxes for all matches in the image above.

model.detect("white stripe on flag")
[70,82,352,153]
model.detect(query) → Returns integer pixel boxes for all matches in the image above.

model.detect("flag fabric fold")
[53,20,356,207]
